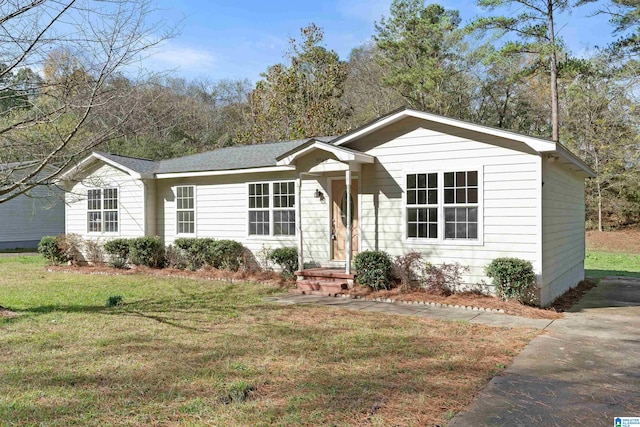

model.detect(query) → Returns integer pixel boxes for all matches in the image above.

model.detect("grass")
[0,256,538,426]
[585,250,640,279]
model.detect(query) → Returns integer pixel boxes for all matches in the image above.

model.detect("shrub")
[38,235,68,264]
[485,257,537,302]
[106,295,124,307]
[209,240,244,271]
[268,247,298,278]
[354,250,394,290]
[174,238,214,270]
[394,251,423,292]
[129,236,165,268]
[84,239,105,265]
[59,234,83,264]
[420,262,469,296]
[104,238,131,268]
[165,244,187,269]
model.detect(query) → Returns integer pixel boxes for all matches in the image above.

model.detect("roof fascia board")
[93,153,144,179]
[156,165,296,179]
[554,144,596,177]
[58,153,98,181]
[276,141,374,166]
[334,109,556,153]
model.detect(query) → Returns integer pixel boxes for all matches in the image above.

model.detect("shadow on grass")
[586,269,640,280]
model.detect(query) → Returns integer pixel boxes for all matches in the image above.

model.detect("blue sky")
[147,0,615,83]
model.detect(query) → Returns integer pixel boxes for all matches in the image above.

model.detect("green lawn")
[0,256,537,426]
[585,250,640,279]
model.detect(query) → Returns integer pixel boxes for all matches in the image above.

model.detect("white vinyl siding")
[176,185,195,235]
[65,161,145,239]
[541,159,585,305]
[349,118,540,286]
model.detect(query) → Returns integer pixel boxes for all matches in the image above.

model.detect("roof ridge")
[96,151,158,162]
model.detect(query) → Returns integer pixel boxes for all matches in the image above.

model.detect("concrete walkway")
[267,293,556,329]
[270,278,640,425]
[450,276,640,426]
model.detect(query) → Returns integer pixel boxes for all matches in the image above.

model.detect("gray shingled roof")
[155,137,334,174]
[94,137,335,176]
[95,152,160,175]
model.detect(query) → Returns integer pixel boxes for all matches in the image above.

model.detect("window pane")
[468,188,478,204]
[444,189,454,204]
[469,207,478,222]
[456,171,466,186]
[468,223,478,239]
[445,222,455,238]
[456,207,467,222]
[429,224,438,238]
[418,223,427,238]
[428,189,437,205]
[407,190,416,205]
[468,171,478,186]
[428,208,437,222]
[456,188,466,203]
[456,223,467,239]
[407,174,416,189]
[428,173,437,188]
[418,189,426,204]
[417,173,426,188]
[408,208,417,222]
[104,211,118,232]
[249,210,269,235]
[445,207,455,222]
[444,172,454,187]
[408,223,417,238]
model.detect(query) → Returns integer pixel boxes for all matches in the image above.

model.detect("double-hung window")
[406,170,479,241]
[87,188,118,233]
[406,173,438,239]
[444,171,478,239]
[176,186,195,235]
[248,181,296,236]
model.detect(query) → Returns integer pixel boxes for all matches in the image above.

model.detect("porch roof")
[275,139,374,166]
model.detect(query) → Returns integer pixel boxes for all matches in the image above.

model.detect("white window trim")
[86,187,120,236]
[175,185,197,237]
[404,169,484,246]
[246,180,297,239]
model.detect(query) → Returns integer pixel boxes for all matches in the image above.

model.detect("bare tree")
[0,0,173,204]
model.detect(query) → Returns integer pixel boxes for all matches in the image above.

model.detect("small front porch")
[276,138,374,295]
[292,268,355,296]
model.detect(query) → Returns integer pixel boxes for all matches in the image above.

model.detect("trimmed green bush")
[174,237,214,270]
[103,238,131,268]
[38,235,68,264]
[485,257,537,302]
[129,236,165,268]
[354,250,394,290]
[209,240,244,271]
[268,247,298,278]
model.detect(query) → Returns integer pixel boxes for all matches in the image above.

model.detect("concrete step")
[296,279,347,294]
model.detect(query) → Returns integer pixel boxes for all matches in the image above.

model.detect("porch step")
[294,268,355,281]
[293,280,347,296]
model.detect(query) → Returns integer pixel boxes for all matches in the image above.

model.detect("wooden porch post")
[296,176,303,273]
[345,168,352,274]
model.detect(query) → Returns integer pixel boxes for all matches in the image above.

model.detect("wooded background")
[0,0,638,230]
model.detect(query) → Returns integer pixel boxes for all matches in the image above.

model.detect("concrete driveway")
[450,276,640,426]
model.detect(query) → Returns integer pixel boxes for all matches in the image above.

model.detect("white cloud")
[147,43,216,73]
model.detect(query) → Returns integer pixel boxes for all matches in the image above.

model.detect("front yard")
[0,256,538,426]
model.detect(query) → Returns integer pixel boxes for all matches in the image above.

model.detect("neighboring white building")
[0,163,65,249]
[60,108,595,306]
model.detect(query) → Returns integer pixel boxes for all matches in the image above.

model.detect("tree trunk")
[548,0,560,142]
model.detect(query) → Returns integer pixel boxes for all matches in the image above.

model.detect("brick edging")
[334,293,506,314]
